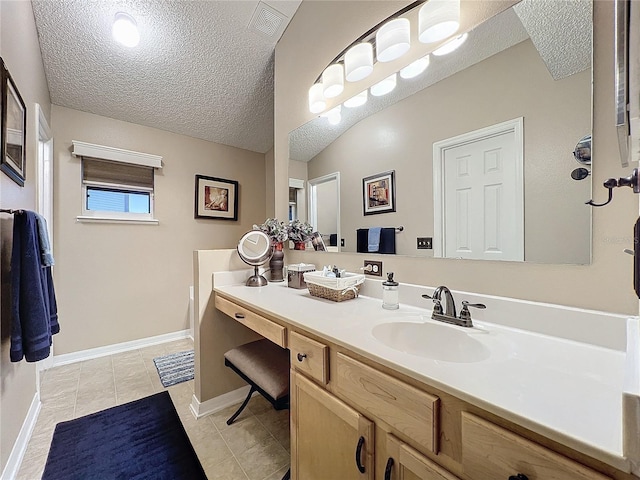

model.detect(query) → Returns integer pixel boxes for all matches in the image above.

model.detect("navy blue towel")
[10,211,59,363]
[356,228,396,254]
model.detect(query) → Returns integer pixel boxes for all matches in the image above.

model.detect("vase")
[294,241,306,251]
[269,242,285,282]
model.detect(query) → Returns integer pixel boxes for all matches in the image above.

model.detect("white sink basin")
[372,320,491,363]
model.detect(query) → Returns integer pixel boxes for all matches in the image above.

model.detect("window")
[80,157,156,222]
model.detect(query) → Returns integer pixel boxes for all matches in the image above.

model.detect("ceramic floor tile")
[262,465,290,480]
[16,452,47,480]
[78,355,113,374]
[187,423,234,470]
[138,343,170,360]
[237,440,290,480]
[220,416,274,457]
[77,372,115,394]
[255,409,290,451]
[248,395,275,415]
[210,402,253,431]
[203,456,249,480]
[115,381,156,405]
[74,393,117,418]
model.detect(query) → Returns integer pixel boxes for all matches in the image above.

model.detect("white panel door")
[441,127,523,261]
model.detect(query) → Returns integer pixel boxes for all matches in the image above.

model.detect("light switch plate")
[363,260,383,276]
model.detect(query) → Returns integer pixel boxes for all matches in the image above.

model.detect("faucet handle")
[421,293,434,300]
[459,301,486,322]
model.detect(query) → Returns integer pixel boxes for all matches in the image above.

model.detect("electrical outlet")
[363,260,383,277]
[417,237,433,249]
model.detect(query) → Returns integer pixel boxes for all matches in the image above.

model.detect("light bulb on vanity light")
[432,33,468,56]
[322,105,342,125]
[345,42,374,82]
[400,55,430,79]
[322,64,344,98]
[376,18,410,62]
[112,12,140,47]
[418,0,460,44]
[308,83,327,113]
[344,90,368,108]
[370,73,397,97]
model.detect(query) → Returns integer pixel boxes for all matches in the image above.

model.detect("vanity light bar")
[308,0,464,113]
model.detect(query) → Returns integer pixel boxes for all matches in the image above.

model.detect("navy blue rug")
[42,391,206,480]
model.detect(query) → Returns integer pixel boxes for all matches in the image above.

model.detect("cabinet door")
[382,434,460,480]
[291,370,374,480]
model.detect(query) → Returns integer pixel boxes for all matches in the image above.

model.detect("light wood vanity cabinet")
[460,412,612,480]
[214,293,632,480]
[291,371,374,480]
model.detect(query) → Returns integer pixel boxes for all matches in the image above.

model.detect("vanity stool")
[223,339,290,425]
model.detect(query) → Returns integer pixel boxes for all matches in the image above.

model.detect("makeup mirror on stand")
[237,230,273,287]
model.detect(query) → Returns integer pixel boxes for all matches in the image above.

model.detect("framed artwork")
[0,58,26,187]
[362,170,395,215]
[194,174,238,220]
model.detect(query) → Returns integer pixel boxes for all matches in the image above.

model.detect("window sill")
[76,216,159,225]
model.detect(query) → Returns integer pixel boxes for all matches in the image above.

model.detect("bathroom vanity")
[213,280,639,480]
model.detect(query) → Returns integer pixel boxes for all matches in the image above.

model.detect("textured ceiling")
[31,0,302,154]
[290,0,592,162]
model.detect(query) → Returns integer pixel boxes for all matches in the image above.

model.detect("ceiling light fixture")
[370,74,397,97]
[376,18,411,63]
[112,12,140,48]
[308,83,327,113]
[400,55,430,79]
[322,64,345,98]
[344,90,368,108]
[345,43,374,82]
[418,0,460,44]
[322,105,342,125]
[432,32,468,56]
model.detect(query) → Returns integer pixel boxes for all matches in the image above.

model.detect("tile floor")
[16,338,290,480]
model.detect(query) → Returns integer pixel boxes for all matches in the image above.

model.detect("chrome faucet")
[422,285,486,328]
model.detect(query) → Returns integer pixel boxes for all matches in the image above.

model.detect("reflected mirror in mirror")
[237,230,273,287]
[289,0,592,265]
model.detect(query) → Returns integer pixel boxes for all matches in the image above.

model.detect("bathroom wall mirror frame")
[289,0,593,265]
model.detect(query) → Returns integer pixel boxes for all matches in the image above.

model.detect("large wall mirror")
[289,0,593,265]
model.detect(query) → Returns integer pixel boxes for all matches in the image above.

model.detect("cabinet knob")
[508,475,529,480]
[297,353,307,362]
[234,313,245,319]
[355,436,366,473]
[384,457,394,480]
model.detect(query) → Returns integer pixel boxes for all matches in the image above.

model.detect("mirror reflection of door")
[434,118,524,261]
[308,173,340,252]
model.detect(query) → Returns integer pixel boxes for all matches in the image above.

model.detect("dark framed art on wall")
[194,174,238,220]
[0,58,26,187]
[363,170,395,216]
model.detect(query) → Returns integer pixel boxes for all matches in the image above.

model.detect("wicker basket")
[303,271,365,302]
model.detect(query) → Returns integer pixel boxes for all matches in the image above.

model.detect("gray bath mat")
[153,350,194,387]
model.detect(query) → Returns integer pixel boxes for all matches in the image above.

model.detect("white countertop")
[214,281,631,472]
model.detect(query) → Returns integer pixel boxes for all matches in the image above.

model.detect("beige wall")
[276,1,637,314]
[306,39,591,264]
[265,148,275,218]
[51,106,266,355]
[0,0,52,471]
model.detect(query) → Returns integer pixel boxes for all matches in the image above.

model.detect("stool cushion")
[224,339,290,401]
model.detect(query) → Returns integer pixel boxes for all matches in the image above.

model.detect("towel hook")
[586,169,639,207]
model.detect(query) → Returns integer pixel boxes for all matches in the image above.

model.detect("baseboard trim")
[0,393,41,480]
[189,386,255,419]
[51,330,190,368]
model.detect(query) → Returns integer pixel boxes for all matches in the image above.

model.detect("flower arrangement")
[288,219,314,243]
[254,218,288,243]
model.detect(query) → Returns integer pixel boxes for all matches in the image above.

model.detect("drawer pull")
[297,353,307,362]
[384,457,394,480]
[234,313,245,319]
[508,475,529,480]
[355,436,366,473]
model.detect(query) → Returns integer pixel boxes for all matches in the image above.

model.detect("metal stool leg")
[281,469,290,480]
[226,386,256,425]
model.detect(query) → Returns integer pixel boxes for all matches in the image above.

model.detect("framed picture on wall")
[362,170,395,215]
[0,58,26,187]
[194,174,238,220]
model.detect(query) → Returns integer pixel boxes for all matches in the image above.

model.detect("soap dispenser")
[382,272,399,310]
